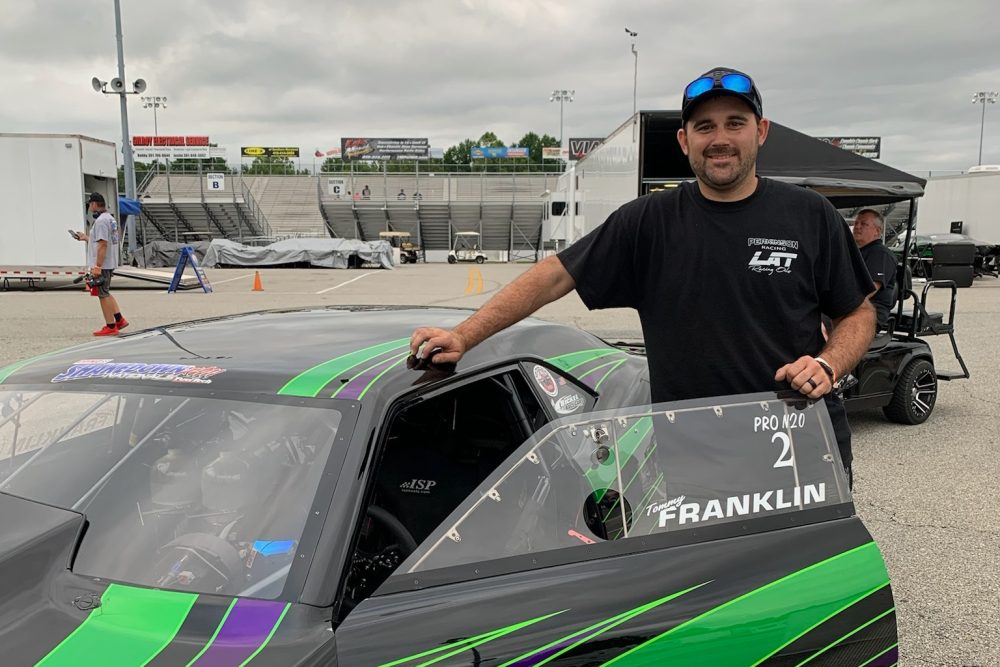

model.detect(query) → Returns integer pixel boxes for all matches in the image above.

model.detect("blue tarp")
[118,196,142,216]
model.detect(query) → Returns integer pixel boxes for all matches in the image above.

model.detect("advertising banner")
[470,146,530,159]
[815,136,881,159]
[542,147,565,160]
[341,137,430,160]
[240,146,301,158]
[132,136,223,159]
[568,138,603,161]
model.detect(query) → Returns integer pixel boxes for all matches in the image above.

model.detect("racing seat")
[373,437,482,544]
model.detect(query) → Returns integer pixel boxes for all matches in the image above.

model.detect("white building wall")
[0,134,116,267]
[917,173,1000,242]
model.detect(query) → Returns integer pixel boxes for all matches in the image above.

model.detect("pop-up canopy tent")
[640,111,926,208]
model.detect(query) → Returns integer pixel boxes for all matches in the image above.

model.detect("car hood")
[0,493,334,666]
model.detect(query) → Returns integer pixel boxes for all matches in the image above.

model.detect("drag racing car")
[0,307,898,666]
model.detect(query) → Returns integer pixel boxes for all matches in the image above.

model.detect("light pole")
[141,96,167,136]
[972,91,998,166]
[626,28,638,141]
[91,0,145,257]
[549,89,575,150]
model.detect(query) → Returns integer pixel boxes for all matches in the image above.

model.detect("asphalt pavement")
[1,263,997,665]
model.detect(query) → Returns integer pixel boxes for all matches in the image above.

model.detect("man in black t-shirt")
[410,66,875,472]
[853,209,898,334]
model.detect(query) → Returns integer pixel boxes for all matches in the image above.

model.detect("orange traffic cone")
[252,271,264,291]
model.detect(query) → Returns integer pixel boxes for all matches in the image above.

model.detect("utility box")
[0,134,118,268]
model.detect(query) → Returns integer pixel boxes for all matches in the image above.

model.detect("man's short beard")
[690,145,757,190]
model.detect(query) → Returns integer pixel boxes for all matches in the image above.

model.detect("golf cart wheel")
[447,255,457,264]
[475,256,485,264]
[883,358,937,425]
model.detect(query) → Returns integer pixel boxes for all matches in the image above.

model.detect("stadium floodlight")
[550,89,575,146]
[625,28,639,141]
[972,91,998,166]
[141,96,167,136]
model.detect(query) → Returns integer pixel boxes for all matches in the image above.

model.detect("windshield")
[0,389,343,599]
[401,394,850,574]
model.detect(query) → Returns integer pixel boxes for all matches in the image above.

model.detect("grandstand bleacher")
[137,169,556,259]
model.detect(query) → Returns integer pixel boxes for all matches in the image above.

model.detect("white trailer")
[914,172,1000,243]
[0,134,118,284]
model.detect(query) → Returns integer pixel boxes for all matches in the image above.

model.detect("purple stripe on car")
[506,618,618,667]
[867,646,899,667]
[190,598,286,666]
[335,352,407,400]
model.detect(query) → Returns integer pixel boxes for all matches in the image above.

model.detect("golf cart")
[447,231,487,264]
[838,200,971,424]
[379,231,421,264]
[748,128,972,425]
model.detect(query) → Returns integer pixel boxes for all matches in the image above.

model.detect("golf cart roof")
[379,231,411,238]
[455,231,481,236]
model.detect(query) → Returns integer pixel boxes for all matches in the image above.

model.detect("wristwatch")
[813,356,836,383]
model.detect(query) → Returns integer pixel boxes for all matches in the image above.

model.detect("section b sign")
[206,173,225,192]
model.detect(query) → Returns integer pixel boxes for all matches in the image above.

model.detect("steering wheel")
[366,505,418,556]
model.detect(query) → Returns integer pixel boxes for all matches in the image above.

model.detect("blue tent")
[118,196,142,216]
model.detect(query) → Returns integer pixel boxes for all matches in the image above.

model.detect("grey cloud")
[1,0,997,168]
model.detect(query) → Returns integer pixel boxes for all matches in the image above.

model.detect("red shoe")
[116,318,130,331]
[93,325,119,337]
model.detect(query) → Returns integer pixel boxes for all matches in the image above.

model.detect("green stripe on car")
[278,338,410,397]
[36,583,198,667]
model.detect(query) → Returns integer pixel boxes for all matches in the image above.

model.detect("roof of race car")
[0,306,629,401]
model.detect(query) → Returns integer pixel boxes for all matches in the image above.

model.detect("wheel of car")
[447,255,457,264]
[883,358,937,425]
[475,256,485,264]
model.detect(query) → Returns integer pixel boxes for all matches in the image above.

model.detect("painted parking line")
[315,272,378,294]
[464,267,484,294]
[210,273,255,285]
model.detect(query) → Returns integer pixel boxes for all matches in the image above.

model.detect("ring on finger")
[806,377,818,390]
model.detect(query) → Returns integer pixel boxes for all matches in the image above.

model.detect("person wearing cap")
[75,192,129,336]
[852,208,897,341]
[410,66,875,483]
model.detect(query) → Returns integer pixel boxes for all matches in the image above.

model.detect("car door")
[335,393,898,666]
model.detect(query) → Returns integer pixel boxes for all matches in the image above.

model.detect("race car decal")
[37,583,198,666]
[333,350,410,400]
[600,542,891,665]
[34,584,291,667]
[381,542,892,666]
[498,582,708,667]
[378,610,567,667]
[278,338,410,398]
[50,361,226,385]
[545,348,628,390]
[185,598,291,665]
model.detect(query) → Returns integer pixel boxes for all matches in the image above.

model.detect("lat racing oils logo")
[747,237,799,275]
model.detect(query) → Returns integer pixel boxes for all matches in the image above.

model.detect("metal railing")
[240,180,272,238]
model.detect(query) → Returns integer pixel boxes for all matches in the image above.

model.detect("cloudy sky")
[1,0,996,171]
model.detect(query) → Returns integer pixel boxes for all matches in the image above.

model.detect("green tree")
[243,155,306,175]
[515,132,561,172]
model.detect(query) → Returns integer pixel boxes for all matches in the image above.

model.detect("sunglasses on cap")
[684,71,754,100]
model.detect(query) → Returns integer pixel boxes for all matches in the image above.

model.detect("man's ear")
[676,127,689,156]
[757,117,770,147]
